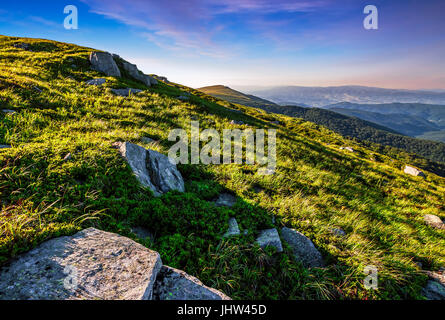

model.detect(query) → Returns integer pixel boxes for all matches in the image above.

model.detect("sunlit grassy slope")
[198,85,277,108]
[0,36,444,300]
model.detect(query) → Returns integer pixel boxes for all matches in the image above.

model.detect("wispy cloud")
[80,0,328,57]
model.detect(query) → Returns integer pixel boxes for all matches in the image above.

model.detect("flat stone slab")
[153,266,230,300]
[214,193,237,207]
[0,228,162,300]
[111,88,142,96]
[424,214,444,230]
[0,145,11,149]
[223,218,240,238]
[2,109,16,114]
[281,227,324,268]
[85,78,106,86]
[256,228,283,252]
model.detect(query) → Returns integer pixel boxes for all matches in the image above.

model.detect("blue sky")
[1,0,444,89]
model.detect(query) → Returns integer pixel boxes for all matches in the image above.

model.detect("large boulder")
[153,266,230,300]
[256,228,283,252]
[0,228,162,300]
[281,227,324,268]
[0,228,230,300]
[424,214,445,230]
[116,141,184,196]
[404,165,426,178]
[89,51,121,77]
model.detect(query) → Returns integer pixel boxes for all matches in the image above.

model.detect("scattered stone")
[116,141,185,197]
[89,51,121,77]
[157,76,169,83]
[256,228,283,253]
[214,193,237,207]
[0,145,11,149]
[0,228,162,300]
[424,214,445,230]
[230,120,244,125]
[111,88,142,97]
[223,218,240,238]
[85,78,106,86]
[153,266,230,300]
[131,226,154,240]
[340,146,355,152]
[330,227,346,237]
[62,153,72,162]
[404,165,426,178]
[281,227,324,268]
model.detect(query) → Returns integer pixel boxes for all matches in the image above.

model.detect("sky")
[0,0,444,89]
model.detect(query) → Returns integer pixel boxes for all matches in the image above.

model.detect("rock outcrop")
[121,60,157,87]
[223,218,240,238]
[404,165,426,178]
[116,141,184,196]
[89,51,121,77]
[424,214,445,230]
[0,228,228,300]
[153,266,230,300]
[256,228,283,252]
[281,227,324,268]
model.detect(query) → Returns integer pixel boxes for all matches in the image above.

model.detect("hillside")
[329,108,441,137]
[244,85,445,107]
[199,94,445,176]
[0,36,444,300]
[198,85,277,108]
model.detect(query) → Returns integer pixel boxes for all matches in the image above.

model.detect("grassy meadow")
[0,35,444,300]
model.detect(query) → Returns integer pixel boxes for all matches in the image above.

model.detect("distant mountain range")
[197,85,445,175]
[240,85,445,107]
[325,102,445,142]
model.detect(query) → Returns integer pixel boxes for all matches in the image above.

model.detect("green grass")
[0,35,444,300]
